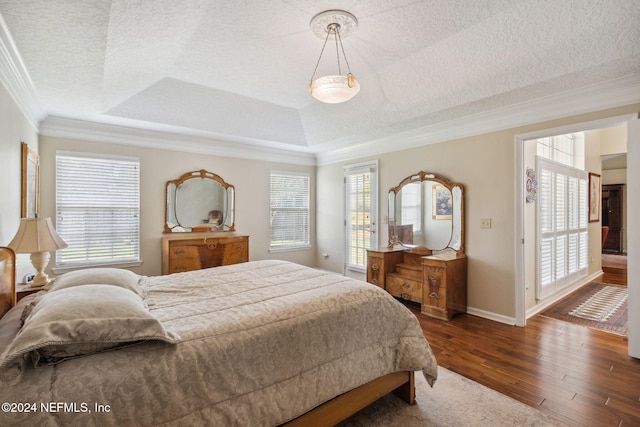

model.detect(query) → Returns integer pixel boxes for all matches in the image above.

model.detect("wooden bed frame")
[0,247,16,319]
[0,246,415,426]
[282,370,415,426]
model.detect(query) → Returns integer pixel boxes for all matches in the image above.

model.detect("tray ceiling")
[0,0,638,160]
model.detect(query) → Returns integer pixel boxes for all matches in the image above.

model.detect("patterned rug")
[339,367,567,426]
[541,282,628,335]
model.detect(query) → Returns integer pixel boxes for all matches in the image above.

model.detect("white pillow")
[0,285,179,383]
[49,268,143,296]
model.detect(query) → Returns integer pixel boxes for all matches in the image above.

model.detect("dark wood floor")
[409,264,639,426]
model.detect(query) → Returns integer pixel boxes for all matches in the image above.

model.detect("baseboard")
[465,307,517,326]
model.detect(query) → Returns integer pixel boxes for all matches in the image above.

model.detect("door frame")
[514,113,636,327]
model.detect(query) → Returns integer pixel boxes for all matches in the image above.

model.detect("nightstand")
[16,283,47,302]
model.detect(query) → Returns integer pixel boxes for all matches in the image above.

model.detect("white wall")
[0,85,39,280]
[316,104,640,322]
[38,136,316,276]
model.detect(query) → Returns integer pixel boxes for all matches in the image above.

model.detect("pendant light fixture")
[309,10,360,104]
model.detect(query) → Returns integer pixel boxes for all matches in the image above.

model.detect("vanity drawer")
[220,240,248,264]
[166,246,200,273]
[162,234,249,275]
[366,254,384,287]
[366,249,405,289]
[385,274,423,303]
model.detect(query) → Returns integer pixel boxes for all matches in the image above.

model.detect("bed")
[0,247,438,426]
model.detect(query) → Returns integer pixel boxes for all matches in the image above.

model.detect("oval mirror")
[388,171,464,253]
[165,170,235,232]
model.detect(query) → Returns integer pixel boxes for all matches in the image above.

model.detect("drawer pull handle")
[371,279,379,285]
[236,244,244,250]
[371,264,379,271]
[401,292,411,300]
[203,237,218,250]
[427,274,441,299]
[401,282,410,289]
[176,264,186,271]
[175,248,185,255]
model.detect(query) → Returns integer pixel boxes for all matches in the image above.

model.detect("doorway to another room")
[517,117,631,336]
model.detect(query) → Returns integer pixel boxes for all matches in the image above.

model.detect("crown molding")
[39,116,317,166]
[0,14,45,131]
[315,74,640,165]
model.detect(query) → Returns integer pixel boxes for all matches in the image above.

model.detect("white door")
[344,161,378,271]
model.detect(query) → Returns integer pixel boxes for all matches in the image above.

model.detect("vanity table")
[366,171,466,321]
[162,169,248,274]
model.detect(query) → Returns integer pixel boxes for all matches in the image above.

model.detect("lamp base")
[30,251,51,287]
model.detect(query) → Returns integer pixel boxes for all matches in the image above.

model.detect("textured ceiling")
[0,0,639,156]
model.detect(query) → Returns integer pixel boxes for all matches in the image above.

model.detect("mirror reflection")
[165,170,235,233]
[388,171,464,253]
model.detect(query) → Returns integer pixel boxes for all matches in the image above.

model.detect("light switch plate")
[480,218,492,229]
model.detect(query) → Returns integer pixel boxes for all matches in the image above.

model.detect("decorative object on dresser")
[8,217,68,287]
[367,171,466,321]
[165,169,235,233]
[162,234,249,275]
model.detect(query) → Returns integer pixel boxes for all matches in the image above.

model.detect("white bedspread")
[0,260,437,426]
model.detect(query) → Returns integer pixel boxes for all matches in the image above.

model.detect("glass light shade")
[310,75,360,104]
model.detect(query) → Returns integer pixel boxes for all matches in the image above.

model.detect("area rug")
[339,367,567,426]
[541,282,628,335]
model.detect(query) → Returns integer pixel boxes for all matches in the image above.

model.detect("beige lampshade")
[8,217,68,253]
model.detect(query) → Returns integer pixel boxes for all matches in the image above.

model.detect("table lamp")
[8,217,68,287]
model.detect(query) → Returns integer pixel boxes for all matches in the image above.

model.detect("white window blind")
[537,157,588,299]
[344,163,377,269]
[56,152,140,267]
[270,172,310,251]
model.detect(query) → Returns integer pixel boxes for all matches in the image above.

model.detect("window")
[270,172,310,251]
[536,133,585,169]
[344,162,377,270]
[536,142,588,300]
[55,152,140,268]
[400,181,421,233]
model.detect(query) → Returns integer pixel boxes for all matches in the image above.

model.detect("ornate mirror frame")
[388,171,464,254]
[164,170,235,233]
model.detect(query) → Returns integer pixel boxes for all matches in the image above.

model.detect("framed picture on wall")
[21,142,40,218]
[588,172,601,223]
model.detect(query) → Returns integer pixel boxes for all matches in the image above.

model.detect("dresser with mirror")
[162,169,248,274]
[366,171,466,320]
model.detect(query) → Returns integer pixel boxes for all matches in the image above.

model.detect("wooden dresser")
[367,248,466,321]
[162,233,249,275]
